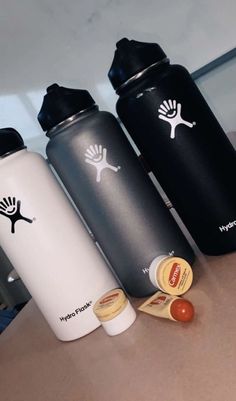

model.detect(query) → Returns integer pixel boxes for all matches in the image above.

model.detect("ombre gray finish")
[46,108,194,297]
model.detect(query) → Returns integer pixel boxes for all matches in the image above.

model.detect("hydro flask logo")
[0,197,33,234]
[219,220,236,233]
[85,144,121,183]
[59,301,93,323]
[158,99,196,139]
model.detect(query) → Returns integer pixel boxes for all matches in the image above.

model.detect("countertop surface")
[1,252,236,401]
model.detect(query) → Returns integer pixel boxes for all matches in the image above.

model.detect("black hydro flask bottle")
[108,38,236,256]
[37,83,194,297]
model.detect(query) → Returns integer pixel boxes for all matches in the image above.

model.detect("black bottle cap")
[0,128,25,157]
[108,38,167,91]
[38,83,96,132]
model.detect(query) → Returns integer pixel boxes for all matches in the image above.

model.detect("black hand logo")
[0,197,33,233]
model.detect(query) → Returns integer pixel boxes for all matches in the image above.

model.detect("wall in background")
[195,56,236,148]
[0,0,235,153]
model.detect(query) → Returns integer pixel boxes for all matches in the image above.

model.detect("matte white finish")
[0,149,117,341]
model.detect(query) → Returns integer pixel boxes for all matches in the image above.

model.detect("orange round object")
[170,298,194,322]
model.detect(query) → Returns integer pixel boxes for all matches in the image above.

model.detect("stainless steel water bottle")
[37,84,194,297]
[0,128,117,341]
[108,38,236,255]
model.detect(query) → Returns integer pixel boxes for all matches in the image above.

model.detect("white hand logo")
[158,99,196,139]
[85,144,121,183]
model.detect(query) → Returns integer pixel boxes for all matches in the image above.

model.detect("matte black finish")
[44,105,194,297]
[38,84,95,131]
[109,39,236,255]
[108,38,167,91]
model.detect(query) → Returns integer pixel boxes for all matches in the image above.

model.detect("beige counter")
[1,252,236,401]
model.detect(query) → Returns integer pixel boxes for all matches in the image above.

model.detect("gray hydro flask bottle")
[38,83,194,297]
[108,38,236,256]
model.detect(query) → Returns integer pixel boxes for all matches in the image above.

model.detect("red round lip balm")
[170,298,194,322]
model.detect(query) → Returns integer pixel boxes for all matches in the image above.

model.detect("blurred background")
[0,0,235,321]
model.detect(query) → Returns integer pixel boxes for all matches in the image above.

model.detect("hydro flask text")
[59,301,92,323]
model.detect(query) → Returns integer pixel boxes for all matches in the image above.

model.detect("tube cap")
[38,83,96,132]
[170,298,194,322]
[0,128,25,157]
[108,38,167,91]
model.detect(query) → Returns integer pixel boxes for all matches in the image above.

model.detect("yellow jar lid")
[93,289,128,322]
[156,256,193,296]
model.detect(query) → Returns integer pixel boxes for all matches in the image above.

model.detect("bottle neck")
[0,145,26,160]
[116,58,169,95]
[46,105,98,138]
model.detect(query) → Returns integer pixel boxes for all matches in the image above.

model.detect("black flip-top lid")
[38,83,96,132]
[0,128,25,157]
[108,38,167,91]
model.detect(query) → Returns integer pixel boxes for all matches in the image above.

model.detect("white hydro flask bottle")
[0,128,117,341]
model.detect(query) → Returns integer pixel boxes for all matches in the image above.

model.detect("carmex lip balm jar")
[93,288,136,336]
[149,255,193,295]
